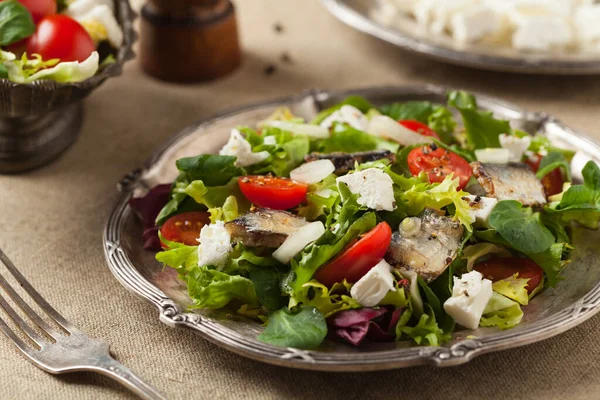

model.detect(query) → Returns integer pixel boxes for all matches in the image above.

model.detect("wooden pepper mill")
[140,0,242,82]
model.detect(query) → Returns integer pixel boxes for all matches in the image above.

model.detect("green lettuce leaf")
[492,274,530,305]
[462,243,512,271]
[480,292,524,330]
[537,151,571,182]
[176,154,243,187]
[315,123,378,153]
[258,306,327,349]
[396,305,452,346]
[0,1,35,46]
[528,243,568,287]
[185,265,258,309]
[155,232,198,270]
[249,267,285,311]
[208,195,240,223]
[289,280,360,318]
[528,135,576,161]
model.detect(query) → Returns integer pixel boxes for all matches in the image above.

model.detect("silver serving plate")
[103,86,600,371]
[322,0,600,75]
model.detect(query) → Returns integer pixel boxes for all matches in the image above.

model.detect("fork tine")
[0,290,46,348]
[0,270,63,339]
[0,312,38,358]
[0,248,74,332]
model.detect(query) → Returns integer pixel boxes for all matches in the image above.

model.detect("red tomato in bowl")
[17,0,56,23]
[407,144,472,190]
[315,222,392,286]
[398,120,440,140]
[238,175,308,210]
[26,15,95,62]
[160,212,211,248]
[474,257,544,294]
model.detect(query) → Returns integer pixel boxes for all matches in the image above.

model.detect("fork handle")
[93,356,167,400]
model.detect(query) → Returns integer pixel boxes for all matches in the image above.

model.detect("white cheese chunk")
[320,105,369,131]
[499,133,531,163]
[336,168,396,212]
[265,121,329,139]
[273,222,325,264]
[219,129,270,167]
[463,195,498,228]
[443,270,493,329]
[512,16,573,51]
[290,159,335,184]
[367,115,433,146]
[263,135,277,145]
[474,148,510,164]
[197,221,232,268]
[66,2,123,48]
[451,6,501,44]
[350,259,396,307]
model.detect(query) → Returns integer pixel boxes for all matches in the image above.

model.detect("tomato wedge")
[474,257,544,294]
[407,144,472,190]
[160,212,211,248]
[525,154,564,197]
[315,222,392,286]
[238,175,308,210]
[398,120,440,140]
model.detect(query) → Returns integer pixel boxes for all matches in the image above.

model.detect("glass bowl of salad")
[0,0,135,173]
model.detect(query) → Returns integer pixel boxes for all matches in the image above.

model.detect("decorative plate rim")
[103,85,600,371]
[321,0,600,75]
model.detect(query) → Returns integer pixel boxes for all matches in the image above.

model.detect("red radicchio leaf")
[326,306,406,346]
[128,184,171,251]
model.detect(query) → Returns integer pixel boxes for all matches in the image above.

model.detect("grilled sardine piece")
[225,208,309,248]
[470,162,546,206]
[304,150,396,175]
[385,208,464,282]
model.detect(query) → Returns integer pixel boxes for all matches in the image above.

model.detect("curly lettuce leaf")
[184,265,258,309]
[296,174,339,221]
[396,305,451,346]
[480,292,524,330]
[492,274,530,305]
[208,195,240,223]
[289,280,360,318]
[258,306,327,349]
[155,232,198,270]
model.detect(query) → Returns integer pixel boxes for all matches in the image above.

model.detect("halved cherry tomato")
[17,0,56,24]
[407,144,472,190]
[474,257,544,294]
[525,154,564,197]
[160,212,211,248]
[238,175,308,210]
[26,15,95,62]
[315,222,392,286]
[398,120,440,140]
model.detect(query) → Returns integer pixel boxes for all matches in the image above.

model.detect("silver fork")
[0,248,166,400]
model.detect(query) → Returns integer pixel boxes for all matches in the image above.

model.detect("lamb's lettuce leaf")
[249,267,285,311]
[176,154,243,187]
[0,1,35,46]
[537,151,571,182]
[258,306,327,349]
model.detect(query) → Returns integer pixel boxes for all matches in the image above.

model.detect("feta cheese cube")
[463,195,498,228]
[320,105,369,131]
[219,129,270,167]
[499,133,531,162]
[350,259,396,307]
[474,148,510,164]
[451,6,501,44]
[512,16,574,51]
[443,270,493,329]
[336,168,396,212]
[197,221,232,268]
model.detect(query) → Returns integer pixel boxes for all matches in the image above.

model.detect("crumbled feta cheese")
[474,148,510,164]
[513,16,574,51]
[463,195,498,228]
[499,133,531,163]
[219,129,270,167]
[367,115,433,146]
[443,270,493,329]
[66,1,123,48]
[197,221,232,268]
[336,168,396,212]
[320,105,369,131]
[263,136,277,145]
[350,259,396,307]
[451,6,501,44]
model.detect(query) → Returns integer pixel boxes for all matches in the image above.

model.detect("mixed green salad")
[131,91,600,350]
[0,0,121,83]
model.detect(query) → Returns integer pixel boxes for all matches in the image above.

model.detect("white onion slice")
[265,121,329,139]
[272,221,325,264]
[475,148,510,164]
[367,115,433,146]
[290,160,335,184]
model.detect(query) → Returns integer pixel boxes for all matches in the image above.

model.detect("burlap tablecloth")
[1,1,600,398]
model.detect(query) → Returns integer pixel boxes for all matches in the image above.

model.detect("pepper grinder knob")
[140,0,242,82]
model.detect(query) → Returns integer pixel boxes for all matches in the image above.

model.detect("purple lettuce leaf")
[327,306,406,346]
[128,184,171,251]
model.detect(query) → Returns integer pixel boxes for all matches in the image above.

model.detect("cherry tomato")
[474,257,544,294]
[407,144,472,190]
[17,0,56,24]
[238,175,308,210]
[315,222,392,286]
[525,154,564,197]
[160,212,211,248]
[398,120,440,140]
[26,15,95,62]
